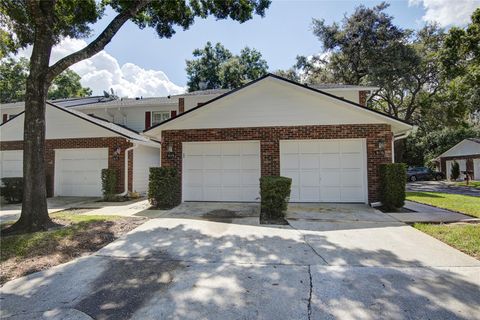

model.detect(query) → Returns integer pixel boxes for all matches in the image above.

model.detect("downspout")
[116,142,138,197]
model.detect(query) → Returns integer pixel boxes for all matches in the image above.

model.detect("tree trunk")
[7,25,54,233]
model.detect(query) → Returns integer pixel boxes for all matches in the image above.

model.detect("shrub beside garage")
[379,163,407,211]
[0,177,23,204]
[259,176,292,224]
[148,167,181,209]
[101,168,118,201]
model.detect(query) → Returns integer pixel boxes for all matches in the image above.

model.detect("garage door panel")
[242,155,260,170]
[222,156,241,169]
[204,156,221,169]
[300,155,319,169]
[300,170,320,186]
[55,148,108,197]
[183,142,260,202]
[299,141,320,153]
[282,154,299,169]
[320,154,341,168]
[341,154,362,168]
[301,187,321,202]
[280,139,366,203]
[1,150,23,179]
[320,140,340,153]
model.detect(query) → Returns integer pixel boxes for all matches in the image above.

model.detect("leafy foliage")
[0,177,23,204]
[450,161,460,181]
[0,58,92,103]
[101,169,118,201]
[148,167,181,209]
[259,176,292,221]
[186,42,268,91]
[379,163,407,211]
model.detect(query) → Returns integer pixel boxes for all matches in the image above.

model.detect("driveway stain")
[75,257,181,320]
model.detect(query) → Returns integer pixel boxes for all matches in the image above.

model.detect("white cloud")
[409,0,480,27]
[16,37,185,97]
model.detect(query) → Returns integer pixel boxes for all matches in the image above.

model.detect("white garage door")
[446,159,466,180]
[183,141,261,202]
[475,159,480,180]
[280,139,367,203]
[55,148,108,197]
[0,150,23,179]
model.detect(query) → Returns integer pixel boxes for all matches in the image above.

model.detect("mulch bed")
[0,216,146,285]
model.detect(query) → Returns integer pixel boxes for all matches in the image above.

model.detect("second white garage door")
[183,141,261,202]
[54,148,108,197]
[280,139,367,203]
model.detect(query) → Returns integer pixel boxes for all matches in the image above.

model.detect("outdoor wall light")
[167,143,175,159]
[113,146,121,161]
[378,139,386,151]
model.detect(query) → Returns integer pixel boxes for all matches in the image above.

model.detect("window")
[151,111,170,126]
[8,114,16,120]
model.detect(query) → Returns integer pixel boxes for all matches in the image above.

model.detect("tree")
[186,42,268,91]
[0,57,91,103]
[450,161,460,181]
[1,0,271,233]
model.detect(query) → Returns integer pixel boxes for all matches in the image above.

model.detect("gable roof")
[144,73,412,134]
[1,102,160,147]
[436,138,480,159]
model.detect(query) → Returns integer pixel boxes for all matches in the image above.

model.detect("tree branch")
[46,0,150,82]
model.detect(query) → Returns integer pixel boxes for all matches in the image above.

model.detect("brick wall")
[161,124,393,203]
[359,91,369,106]
[0,137,133,196]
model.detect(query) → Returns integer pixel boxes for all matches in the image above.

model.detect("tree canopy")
[0,57,91,103]
[186,42,268,91]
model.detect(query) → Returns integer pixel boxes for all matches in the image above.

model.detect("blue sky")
[92,1,427,86]
[29,0,477,97]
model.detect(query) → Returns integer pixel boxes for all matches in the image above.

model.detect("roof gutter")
[116,143,138,197]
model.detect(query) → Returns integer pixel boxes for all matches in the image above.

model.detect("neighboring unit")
[435,138,480,181]
[0,103,160,197]
[144,74,412,204]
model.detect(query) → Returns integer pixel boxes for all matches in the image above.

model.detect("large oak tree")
[1,0,270,233]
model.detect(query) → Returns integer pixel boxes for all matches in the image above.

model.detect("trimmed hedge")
[379,163,407,211]
[0,177,23,204]
[450,161,460,180]
[101,168,118,201]
[148,167,181,209]
[260,176,292,220]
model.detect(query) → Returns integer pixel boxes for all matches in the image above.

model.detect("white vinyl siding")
[280,139,367,203]
[54,148,108,197]
[182,141,261,202]
[132,145,160,194]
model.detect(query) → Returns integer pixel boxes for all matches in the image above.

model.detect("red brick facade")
[0,137,133,196]
[359,91,369,106]
[161,124,393,203]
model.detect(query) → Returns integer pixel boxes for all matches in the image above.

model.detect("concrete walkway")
[1,203,479,319]
[0,197,97,223]
[387,200,478,223]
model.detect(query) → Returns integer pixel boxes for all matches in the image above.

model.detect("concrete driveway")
[1,203,479,319]
[407,180,480,197]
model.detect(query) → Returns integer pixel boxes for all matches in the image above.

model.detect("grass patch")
[0,211,145,284]
[414,223,480,259]
[455,181,480,189]
[406,192,480,218]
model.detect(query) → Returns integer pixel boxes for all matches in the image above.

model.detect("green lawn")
[414,223,480,259]
[455,181,480,189]
[406,192,480,218]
